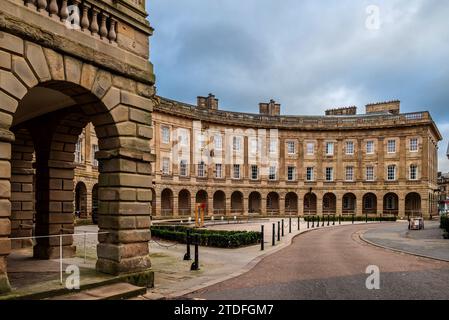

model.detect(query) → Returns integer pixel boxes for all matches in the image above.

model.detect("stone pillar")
[172,194,179,217]
[243,196,248,216]
[377,193,383,216]
[298,195,303,217]
[317,193,323,216]
[225,196,231,216]
[207,196,213,216]
[336,194,343,216]
[190,195,196,218]
[96,150,152,275]
[398,193,405,219]
[0,133,13,293]
[356,193,363,217]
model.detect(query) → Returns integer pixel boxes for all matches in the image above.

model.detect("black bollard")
[327,215,330,226]
[352,214,354,224]
[289,217,292,233]
[339,215,341,225]
[272,223,275,246]
[277,221,281,241]
[322,216,325,227]
[298,217,300,231]
[282,219,284,237]
[365,213,368,224]
[261,225,264,251]
[191,235,199,271]
[311,216,314,228]
[184,229,191,260]
[332,215,335,226]
[307,218,310,229]
[317,215,320,228]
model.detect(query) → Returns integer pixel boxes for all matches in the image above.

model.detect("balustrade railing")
[23,0,118,44]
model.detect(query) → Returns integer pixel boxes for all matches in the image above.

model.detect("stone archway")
[213,191,226,216]
[196,190,208,213]
[304,193,317,215]
[322,193,336,214]
[363,193,377,215]
[267,192,280,214]
[405,192,422,216]
[161,189,173,216]
[231,191,244,215]
[75,182,88,218]
[248,191,262,214]
[342,193,357,215]
[383,193,399,215]
[0,44,155,293]
[285,192,298,215]
[178,189,191,216]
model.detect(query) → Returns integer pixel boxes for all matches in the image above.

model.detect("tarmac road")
[185,223,449,300]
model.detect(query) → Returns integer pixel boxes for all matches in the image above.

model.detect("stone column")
[356,192,363,217]
[377,193,384,216]
[317,193,323,216]
[0,132,13,293]
[207,196,213,216]
[172,194,179,217]
[243,196,248,216]
[96,150,152,275]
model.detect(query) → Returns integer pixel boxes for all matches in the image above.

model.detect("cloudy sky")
[146,0,449,171]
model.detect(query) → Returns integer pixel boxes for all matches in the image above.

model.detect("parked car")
[92,207,98,225]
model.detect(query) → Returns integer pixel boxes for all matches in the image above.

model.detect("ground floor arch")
[267,192,280,214]
[323,193,337,214]
[178,189,191,216]
[213,190,226,215]
[285,192,298,215]
[231,191,244,214]
[161,189,174,216]
[363,193,377,215]
[196,190,208,214]
[248,192,262,214]
[75,182,88,218]
[405,192,422,216]
[384,193,399,215]
[342,193,356,214]
[304,192,317,215]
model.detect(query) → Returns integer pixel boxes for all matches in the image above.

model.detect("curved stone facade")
[150,96,442,220]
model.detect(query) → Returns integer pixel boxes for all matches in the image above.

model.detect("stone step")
[48,282,147,300]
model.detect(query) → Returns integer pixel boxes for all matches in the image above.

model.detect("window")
[410,138,419,152]
[325,167,334,181]
[287,141,296,154]
[287,166,296,181]
[91,144,99,167]
[306,142,315,155]
[178,130,188,146]
[269,139,278,153]
[162,158,170,175]
[197,161,206,177]
[233,136,242,152]
[346,141,354,155]
[366,141,374,154]
[306,167,314,181]
[269,166,277,180]
[215,163,223,179]
[199,135,207,149]
[214,135,223,150]
[75,138,83,163]
[366,166,374,181]
[251,165,259,180]
[364,197,374,210]
[410,164,418,180]
[386,196,396,210]
[387,165,396,181]
[233,164,241,179]
[180,160,188,176]
[345,166,354,181]
[250,138,258,155]
[325,142,334,156]
[161,126,170,144]
[387,139,396,153]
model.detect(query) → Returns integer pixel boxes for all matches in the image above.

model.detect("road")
[185,223,449,300]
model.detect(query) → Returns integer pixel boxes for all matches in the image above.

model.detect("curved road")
[185,223,449,300]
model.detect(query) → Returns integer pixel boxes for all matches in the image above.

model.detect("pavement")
[361,221,449,261]
[184,223,449,300]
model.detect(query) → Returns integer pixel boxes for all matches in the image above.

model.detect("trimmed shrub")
[150,225,261,248]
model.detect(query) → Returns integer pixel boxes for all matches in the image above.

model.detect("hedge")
[440,215,449,233]
[303,215,397,222]
[150,225,261,248]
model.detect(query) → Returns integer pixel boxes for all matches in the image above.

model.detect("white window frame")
[162,158,170,175]
[269,166,277,181]
[325,142,334,156]
[249,138,258,155]
[287,166,296,181]
[92,144,99,167]
[214,135,223,150]
[251,165,259,180]
[215,163,223,179]
[180,160,188,177]
[387,139,396,154]
[161,126,170,144]
[345,166,354,181]
[387,165,396,181]
[325,167,334,182]
[346,141,354,155]
[410,138,419,152]
[197,161,206,177]
[409,164,418,180]
[306,167,314,181]
[366,166,375,181]
[287,141,296,155]
[366,140,375,155]
[269,139,278,154]
[233,164,241,179]
[75,138,83,164]
[306,142,315,155]
[233,136,242,152]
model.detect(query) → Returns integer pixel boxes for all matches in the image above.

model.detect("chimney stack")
[197,93,219,110]
[259,99,281,116]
